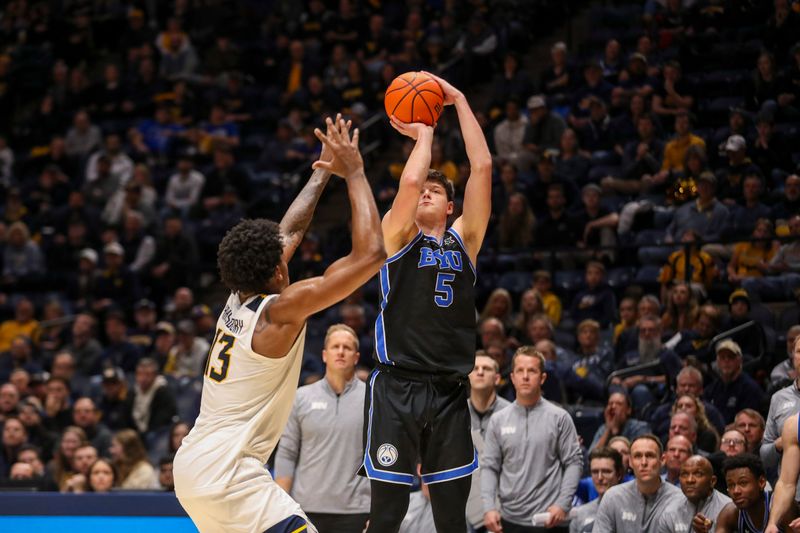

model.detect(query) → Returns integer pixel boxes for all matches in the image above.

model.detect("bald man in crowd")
[656,455,731,533]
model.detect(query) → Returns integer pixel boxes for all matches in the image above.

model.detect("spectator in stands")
[15,444,56,491]
[727,218,778,285]
[666,171,728,244]
[65,313,102,376]
[661,282,699,334]
[742,214,800,301]
[574,184,619,260]
[671,395,720,453]
[64,111,101,159]
[42,377,72,433]
[165,155,205,216]
[110,429,158,489]
[734,409,765,455]
[535,183,580,260]
[98,311,141,374]
[772,174,800,225]
[715,136,761,206]
[540,41,574,97]
[479,289,515,333]
[720,429,748,458]
[17,400,56,463]
[71,398,112,456]
[570,261,617,328]
[495,192,536,251]
[493,99,530,171]
[704,339,765,424]
[593,435,682,531]
[85,133,134,186]
[3,222,45,287]
[98,367,132,431]
[87,458,117,493]
[674,305,721,363]
[751,114,792,189]
[663,434,693,485]
[168,421,190,455]
[769,326,800,389]
[744,51,793,116]
[656,455,732,532]
[590,391,651,450]
[659,232,718,298]
[569,61,614,130]
[651,60,694,120]
[570,447,624,533]
[533,270,562,327]
[159,454,175,491]
[576,97,614,153]
[0,416,26,477]
[48,426,87,491]
[82,156,120,211]
[148,322,176,369]
[61,443,98,493]
[613,297,638,345]
[658,111,706,178]
[528,151,579,217]
[721,289,765,359]
[564,319,613,404]
[164,320,209,379]
[481,347,583,531]
[150,213,199,294]
[555,128,591,185]
[0,383,19,420]
[0,299,38,354]
[615,314,681,410]
[522,95,566,154]
[130,358,176,435]
[129,299,158,351]
[615,295,662,359]
[0,336,42,385]
[93,243,140,314]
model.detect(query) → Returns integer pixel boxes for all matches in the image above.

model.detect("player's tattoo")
[254,301,273,333]
[279,168,331,258]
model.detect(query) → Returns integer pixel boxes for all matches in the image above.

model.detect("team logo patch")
[376,443,399,467]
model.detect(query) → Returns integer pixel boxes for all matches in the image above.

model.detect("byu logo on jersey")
[418,247,463,272]
[377,443,398,467]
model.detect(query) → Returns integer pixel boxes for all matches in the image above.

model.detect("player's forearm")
[279,168,332,258]
[453,94,492,170]
[768,480,795,526]
[399,129,433,188]
[346,169,385,260]
[275,476,293,493]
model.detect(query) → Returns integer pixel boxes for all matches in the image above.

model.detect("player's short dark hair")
[159,453,175,467]
[589,446,624,475]
[723,453,765,479]
[426,169,455,202]
[631,433,663,456]
[218,219,283,294]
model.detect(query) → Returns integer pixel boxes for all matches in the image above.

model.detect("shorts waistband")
[376,363,467,383]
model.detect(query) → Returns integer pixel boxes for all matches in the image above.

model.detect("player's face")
[416,180,453,222]
[680,458,714,502]
[510,355,545,398]
[726,468,765,510]
[630,439,662,484]
[590,458,620,497]
[469,355,499,392]
[322,330,359,371]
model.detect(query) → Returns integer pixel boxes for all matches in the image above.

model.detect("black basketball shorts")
[358,366,477,486]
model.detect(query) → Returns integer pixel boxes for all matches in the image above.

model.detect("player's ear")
[446,200,454,215]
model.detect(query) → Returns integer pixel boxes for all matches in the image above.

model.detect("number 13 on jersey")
[204,328,235,382]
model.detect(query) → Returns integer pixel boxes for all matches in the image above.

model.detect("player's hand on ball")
[313,116,363,178]
[420,71,463,105]
[389,115,433,140]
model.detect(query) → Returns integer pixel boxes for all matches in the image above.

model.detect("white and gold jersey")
[174,292,306,498]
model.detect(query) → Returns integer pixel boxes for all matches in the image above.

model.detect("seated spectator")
[727,219,778,286]
[719,173,773,261]
[674,304,722,363]
[14,444,57,491]
[0,337,42,387]
[17,400,57,463]
[87,458,117,493]
[721,289,765,359]
[593,435,681,531]
[492,99,530,171]
[149,214,199,295]
[555,129,591,185]
[164,320,209,379]
[93,243,141,314]
[82,156,121,211]
[47,425,87,491]
[618,53,657,100]
[734,409,765,456]
[767,325,800,390]
[569,261,617,328]
[130,358,177,435]
[85,133,134,186]
[61,443,98,493]
[495,192,535,251]
[522,95,566,154]
[662,435,693,485]
[590,392,651,450]
[603,113,665,197]
[0,416,27,477]
[576,97,614,152]
[658,229,717,300]
[563,319,613,403]
[64,111,102,160]
[650,366,727,438]
[742,214,800,301]
[751,113,793,188]
[159,454,175,491]
[71,397,112,456]
[540,42,575,98]
[42,377,72,434]
[528,152,579,216]
[0,383,19,421]
[655,455,732,532]
[661,282,699,334]
[569,61,614,130]
[535,183,580,259]
[65,313,102,377]
[570,447,625,532]
[479,289,515,333]
[168,421,191,455]
[97,310,141,374]
[574,184,619,261]
[110,429,158,489]
[510,289,544,341]
[670,394,720,453]
[3,222,45,287]
[720,429,748,458]
[165,155,205,217]
[599,38,623,84]
[138,105,185,156]
[613,297,638,345]
[715,136,762,206]
[651,60,694,121]
[656,111,706,181]
[196,104,240,154]
[533,270,562,326]
[98,367,133,431]
[704,340,764,424]
[615,295,662,361]
[743,51,793,116]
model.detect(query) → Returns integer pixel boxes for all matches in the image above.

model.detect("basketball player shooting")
[360,72,492,533]
[173,116,385,533]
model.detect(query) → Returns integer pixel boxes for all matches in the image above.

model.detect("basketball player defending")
[174,116,385,533]
[360,72,491,532]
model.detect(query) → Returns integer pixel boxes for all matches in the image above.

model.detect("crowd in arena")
[0,0,799,531]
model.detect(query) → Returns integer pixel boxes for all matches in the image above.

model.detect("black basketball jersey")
[374,228,476,376]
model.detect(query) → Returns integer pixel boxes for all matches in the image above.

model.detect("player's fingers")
[351,128,360,148]
[341,119,352,139]
[312,160,333,171]
[313,128,336,150]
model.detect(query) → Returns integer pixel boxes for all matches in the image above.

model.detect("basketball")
[384,71,444,126]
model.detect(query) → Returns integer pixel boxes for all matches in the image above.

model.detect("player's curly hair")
[217,219,283,294]
[722,453,765,479]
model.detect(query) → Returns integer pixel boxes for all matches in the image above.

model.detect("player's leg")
[421,379,477,533]
[306,513,369,533]
[365,480,412,533]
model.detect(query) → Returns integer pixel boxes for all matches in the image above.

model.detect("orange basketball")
[384,71,444,126]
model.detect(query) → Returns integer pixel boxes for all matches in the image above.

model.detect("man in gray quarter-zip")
[570,447,624,533]
[761,334,800,495]
[275,324,370,533]
[467,352,511,530]
[482,347,583,533]
[592,434,682,532]
[655,455,731,533]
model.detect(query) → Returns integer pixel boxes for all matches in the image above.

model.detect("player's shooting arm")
[278,115,340,263]
[381,118,433,254]
[271,118,386,323]
[423,72,492,265]
[767,416,800,529]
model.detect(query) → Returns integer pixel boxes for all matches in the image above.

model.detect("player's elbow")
[471,158,493,176]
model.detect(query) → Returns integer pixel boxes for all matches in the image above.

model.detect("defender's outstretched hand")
[313,116,362,178]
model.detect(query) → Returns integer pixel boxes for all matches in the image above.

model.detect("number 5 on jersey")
[205,328,234,382]
[435,272,455,307]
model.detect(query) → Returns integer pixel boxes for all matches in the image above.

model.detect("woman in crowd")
[110,429,158,489]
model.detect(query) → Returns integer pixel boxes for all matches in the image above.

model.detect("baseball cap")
[103,242,124,256]
[724,135,746,152]
[79,248,98,264]
[102,367,125,383]
[728,288,750,307]
[155,321,176,335]
[715,339,743,358]
[629,52,648,65]
[527,95,546,109]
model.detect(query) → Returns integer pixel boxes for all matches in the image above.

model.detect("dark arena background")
[0,0,798,532]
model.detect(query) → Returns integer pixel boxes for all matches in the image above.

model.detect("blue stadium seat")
[554,270,584,293]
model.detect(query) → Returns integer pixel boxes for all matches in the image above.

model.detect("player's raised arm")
[269,117,386,325]
[382,117,434,254]
[278,114,341,264]
[423,71,492,266]
[766,415,800,532]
